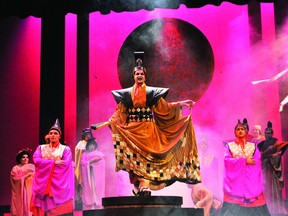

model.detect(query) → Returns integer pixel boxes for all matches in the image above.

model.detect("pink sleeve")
[223,144,246,196]
[32,146,74,204]
[51,147,74,204]
[32,146,55,197]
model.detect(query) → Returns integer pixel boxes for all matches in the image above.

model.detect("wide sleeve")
[33,146,56,197]
[10,165,26,215]
[223,144,247,196]
[109,102,127,126]
[274,140,288,154]
[245,146,264,198]
[81,151,105,165]
[223,143,264,199]
[11,165,26,181]
[153,97,183,128]
[51,146,74,204]
[32,145,74,204]
[75,141,85,183]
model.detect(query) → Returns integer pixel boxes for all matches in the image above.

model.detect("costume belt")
[127,107,153,122]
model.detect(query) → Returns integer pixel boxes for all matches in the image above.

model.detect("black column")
[274,0,288,203]
[248,0,262,44]
[248,1,267,124]
[40,14,65,143]
[76,14,90,141]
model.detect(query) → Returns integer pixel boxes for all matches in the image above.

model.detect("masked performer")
[10,149,35,216]
[31,119,74,216]
[92,52,201,196]
[257,121,288,215]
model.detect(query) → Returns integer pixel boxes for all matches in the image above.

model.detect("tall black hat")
[235,119,248,132]
[265,121,273,133]
[242,118,249,132]
[49,118,62,134]
[133,51,146,75]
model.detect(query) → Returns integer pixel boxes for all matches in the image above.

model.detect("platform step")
[83,196,204,216]
[102,196,182,208]
[83,207,203,216]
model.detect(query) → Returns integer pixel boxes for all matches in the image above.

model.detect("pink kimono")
[32,144,74,213]
[10,163,35,216]
[80,149,105,210]
[223,141,264,205]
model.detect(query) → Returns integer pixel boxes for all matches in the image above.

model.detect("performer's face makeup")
[21,154,29,165]
[133,69,146,85]
[49,130,61,143]
[252,128,260,138]
[264,130,273,139]
[87,144,96,152]
[235,126,246,138]
[84,133,92,141]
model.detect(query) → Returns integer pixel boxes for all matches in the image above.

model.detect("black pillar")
[76,14,90,141]
[40,14,65,143]
[248,0,262,44]
[248,1,267,124]
[274,0,288,203]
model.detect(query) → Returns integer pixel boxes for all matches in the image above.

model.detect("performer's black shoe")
[138,188,151,196]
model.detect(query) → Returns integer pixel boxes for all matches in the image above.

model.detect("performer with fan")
[92,52,201,196]
[257,121,288,215]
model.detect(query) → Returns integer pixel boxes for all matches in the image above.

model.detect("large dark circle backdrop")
[117,18,214,102]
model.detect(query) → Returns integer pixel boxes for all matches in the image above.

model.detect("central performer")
[93,52,201,196]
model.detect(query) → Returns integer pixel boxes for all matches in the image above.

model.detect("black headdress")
[265,121,273,133]
[242,118,249,132]
[235,119,248,132]
[133,51,146,75]
[82,128,93,140]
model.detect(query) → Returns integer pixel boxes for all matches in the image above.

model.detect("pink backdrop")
[1,2,287,207]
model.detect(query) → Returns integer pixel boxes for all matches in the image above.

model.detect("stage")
[0,196,204,216]
[81,196,203,216]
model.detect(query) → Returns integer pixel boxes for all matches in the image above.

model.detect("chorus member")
[10,149,35,216]
[80,137,105,210]
[257,121,288,215]
[74,128,93,209]
[251,124,265,145]
[31,119,74,216]
[220,120,270,216]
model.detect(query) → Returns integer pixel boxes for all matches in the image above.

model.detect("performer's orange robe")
[110,84,201,188]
